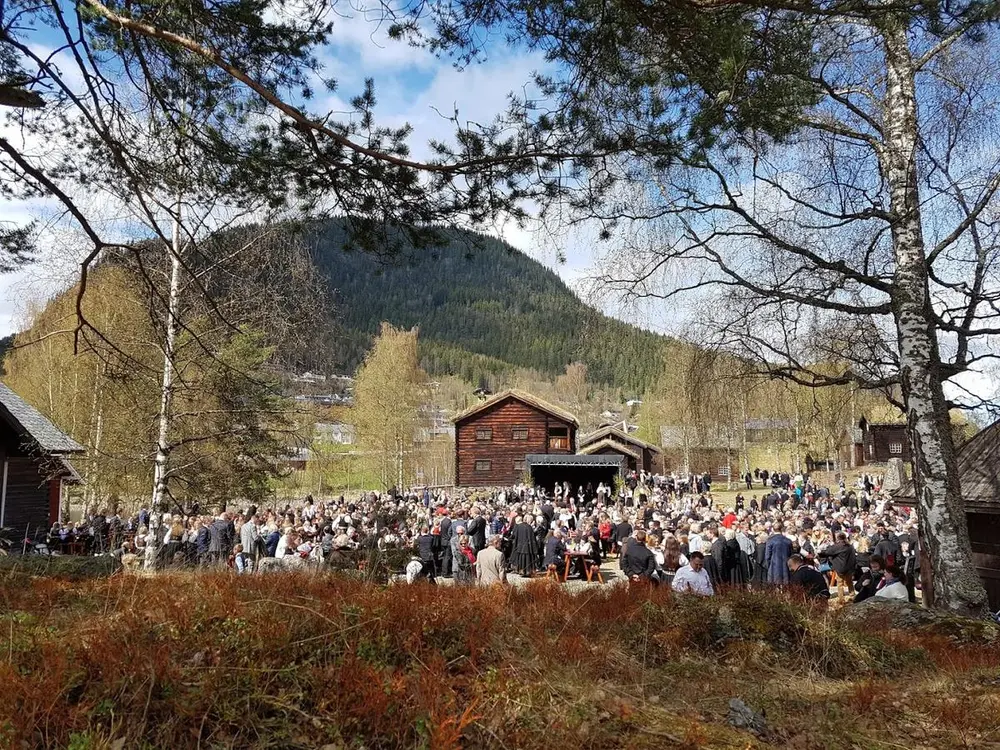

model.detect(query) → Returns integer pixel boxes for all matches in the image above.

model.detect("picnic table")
[563,550,590,581]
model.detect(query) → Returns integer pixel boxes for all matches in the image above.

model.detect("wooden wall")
[589,444,637,472]
[455,399,576,487]
[661,448,737,483]
[863,425,911,463]
[968,511,1000,611]
[1,457,56,536]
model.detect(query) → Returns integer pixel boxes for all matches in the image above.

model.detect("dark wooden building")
[0,383,84,535]
[578,425,663,474]
[859,417,911,464]
[453,390,578,487]
[894,419,1000,610]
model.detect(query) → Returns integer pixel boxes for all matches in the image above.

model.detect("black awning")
[525,454,627,470]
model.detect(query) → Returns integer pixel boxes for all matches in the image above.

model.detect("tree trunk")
[882,23,987,614]
[151,205,183,511]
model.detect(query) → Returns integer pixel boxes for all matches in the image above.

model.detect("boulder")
[838,598,1000,643]
[728,698,767,736]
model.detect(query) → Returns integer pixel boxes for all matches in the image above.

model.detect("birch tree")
[352,324,426,491]
[420,0,999,612]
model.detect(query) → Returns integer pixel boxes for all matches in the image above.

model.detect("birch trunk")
[881,22,987,614]
[151,206,183,511]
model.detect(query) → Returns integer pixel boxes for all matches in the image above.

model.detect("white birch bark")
[150,204,183,512]
[881,21,987,614]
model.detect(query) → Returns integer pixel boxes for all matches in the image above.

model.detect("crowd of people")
[403,468,920,607]
[50,466,921,606]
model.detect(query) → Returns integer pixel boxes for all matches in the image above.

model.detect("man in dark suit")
[540,499,555,528]
[466,506,487,552]
[543,529,567,569]
[613,517,632,555]
[764,524,793,585]
[818,532,857,600]
[438,511,453,577]
[788,554,830,603]
[622,529,657,583]
[416,525,439,582]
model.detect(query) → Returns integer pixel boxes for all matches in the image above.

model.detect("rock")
[838,599,1000,643]
[728,697,767,736]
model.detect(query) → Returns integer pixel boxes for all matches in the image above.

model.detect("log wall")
[455,399,576,487]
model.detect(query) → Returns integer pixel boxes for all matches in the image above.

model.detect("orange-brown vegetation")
[1,571,998,749]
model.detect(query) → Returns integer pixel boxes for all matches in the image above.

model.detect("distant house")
[744,418,796,444]
[660,424,738,482]
[578,425,663,474]
[859,417,910,464]
[453,390,578,487]
[315,422,355,445]
[292,371,327,384]
[0,383,84,534]
[839,424,866,468]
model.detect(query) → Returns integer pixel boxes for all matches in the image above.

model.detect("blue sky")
[0,8,619,337]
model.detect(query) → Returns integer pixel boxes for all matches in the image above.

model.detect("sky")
[0,7,618,338]
[1,6,996,409]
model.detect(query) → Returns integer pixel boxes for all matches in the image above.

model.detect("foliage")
[0,554,121,581]
[3,265,300,510]
[4,266,160,504]
[169,327,295,504]
[352,323,427,490]
[1,574,999,749]
[308,219,689,396]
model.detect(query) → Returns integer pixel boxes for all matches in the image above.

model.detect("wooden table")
[563,551,589,581]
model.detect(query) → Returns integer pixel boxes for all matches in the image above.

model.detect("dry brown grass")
[1,570,998,749]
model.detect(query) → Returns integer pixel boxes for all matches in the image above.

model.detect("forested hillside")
[310,220,681,395]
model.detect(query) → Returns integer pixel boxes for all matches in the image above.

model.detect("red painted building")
[453,390,578,487]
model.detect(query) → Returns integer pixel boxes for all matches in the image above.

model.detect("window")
[512,426,529,440]
[717,466,730,477]
[548,425,569,451]
[475,459,492,471]
[475,428,492,441]
[889,442,903,455]
[513,459,525,471]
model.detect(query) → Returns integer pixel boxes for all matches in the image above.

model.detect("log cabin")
[453,390,578,487]
[859,417,911,464]
[578,425,663,474]
[0,383,84,536]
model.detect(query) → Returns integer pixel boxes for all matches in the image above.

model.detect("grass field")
[2,569,998,749]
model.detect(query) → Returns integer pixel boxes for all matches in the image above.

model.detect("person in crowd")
[622,529,657,583]
[818,532,857,601]
[672,551,714,596]
[476,534,508,586]
[874,565,909,600]
[854,555,886,603]
[764,523,793,585]
[452,534,477,585]
[787,554,830,603]
[416,524,438,582]
[543,529,567,571]
[233,544,251,574]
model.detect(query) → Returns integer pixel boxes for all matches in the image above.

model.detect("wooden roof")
[893,419,1000,511]
[579,425,662,453]
[579,438,639,460]
[452,389,579,427]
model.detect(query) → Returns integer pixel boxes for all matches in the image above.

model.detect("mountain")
[309,220,682,395]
